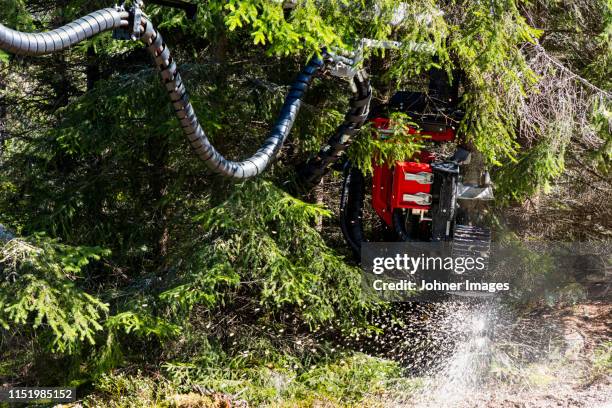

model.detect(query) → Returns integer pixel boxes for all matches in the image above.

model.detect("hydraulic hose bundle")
[297,69,372,189]
[138,17,324,178]
[0,3,368,181]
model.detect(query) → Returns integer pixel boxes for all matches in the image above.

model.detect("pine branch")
[531,43,612,98]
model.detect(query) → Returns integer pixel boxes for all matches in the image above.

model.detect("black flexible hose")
[0,7,375,180]
[339,163,366,257]
[0,8,325,179]
[297,69,372,189]
[138,17,324,178]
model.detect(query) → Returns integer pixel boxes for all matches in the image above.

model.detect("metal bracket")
[403,192,432,206]
[457,184,495,201]
[324,50,361,79]
[404,171,434,184]
[325,39,395,79]
[130,0,144,40]
[112,0,145,41]
[325,38,434,79]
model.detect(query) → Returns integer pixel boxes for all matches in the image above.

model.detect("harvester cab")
[340,67,494,259]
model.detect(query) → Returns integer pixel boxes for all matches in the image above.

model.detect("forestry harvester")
[336,69,495,258]
[0,1,493,256]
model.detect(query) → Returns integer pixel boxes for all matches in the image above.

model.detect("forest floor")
[303,170,612,408]
[143,300,611,408]
[378,301,611,408]
[89,299,607,408]
[56,169,610,408]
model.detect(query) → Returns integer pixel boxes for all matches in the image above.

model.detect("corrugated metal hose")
[0,5,370,182]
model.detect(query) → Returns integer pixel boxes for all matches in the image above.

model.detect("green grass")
[77,353,420,408]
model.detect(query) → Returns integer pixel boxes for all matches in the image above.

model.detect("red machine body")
[370,117,455,143]
[370,117,456,227]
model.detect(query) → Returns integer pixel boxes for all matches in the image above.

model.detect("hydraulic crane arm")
[0,3,324,178]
